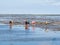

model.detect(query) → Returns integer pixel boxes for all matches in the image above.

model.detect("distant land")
[0,14,60,16]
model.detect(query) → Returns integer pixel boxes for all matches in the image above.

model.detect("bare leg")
[10,24,13,29]
[25,24,29,30]
[32,24,35,31]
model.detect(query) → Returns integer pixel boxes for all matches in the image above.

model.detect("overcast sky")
[0,0,60,14]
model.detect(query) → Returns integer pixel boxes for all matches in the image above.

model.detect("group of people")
[9,20,36,30]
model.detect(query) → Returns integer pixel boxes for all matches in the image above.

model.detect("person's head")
[9,20,13,23]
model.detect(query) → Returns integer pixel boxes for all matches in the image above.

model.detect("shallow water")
[0,24,60,45]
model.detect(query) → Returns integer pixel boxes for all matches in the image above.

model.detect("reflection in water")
[31,21,36,31]
[25,29,30,41]
[32,25,35,31]
[25,29,29,33]
[45,27,49,32]
[25,29,30,35]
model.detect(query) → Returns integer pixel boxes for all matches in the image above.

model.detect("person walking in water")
[31,21,36,30]
[9,20,13,29]
[24,20,30,30]
[45,21,48,32]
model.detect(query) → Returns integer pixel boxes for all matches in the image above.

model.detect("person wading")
[31,21,36,30]
[9,20,13,29]
[24,20,30,30]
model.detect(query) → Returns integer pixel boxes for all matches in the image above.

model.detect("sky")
[0,0,60,14]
